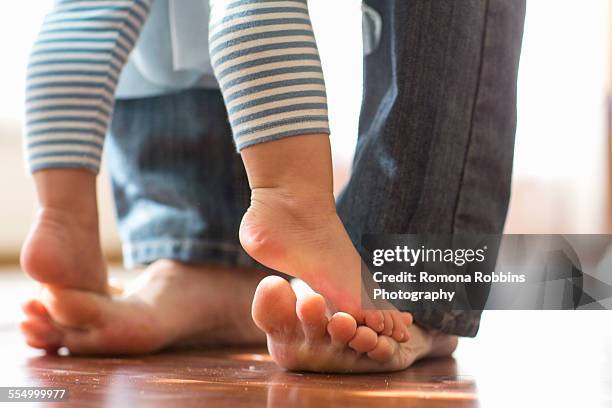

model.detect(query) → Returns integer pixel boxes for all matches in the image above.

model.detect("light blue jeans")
[107,89,257,269]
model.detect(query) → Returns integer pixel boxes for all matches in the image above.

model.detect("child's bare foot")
[241,187,411,341]
[20,170,107,293]
[252,276,458,373]
[20,260,266,354]
[240,135,412,340]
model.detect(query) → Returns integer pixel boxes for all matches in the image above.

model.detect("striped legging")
[25,0,330,173]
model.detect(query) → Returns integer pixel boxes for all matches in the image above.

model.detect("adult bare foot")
[252,276,458,373]
[20,170,107,293]
[20,260,266,354]
[240,135,411,340]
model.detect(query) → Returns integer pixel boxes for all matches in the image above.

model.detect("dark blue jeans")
[107,0,526,337]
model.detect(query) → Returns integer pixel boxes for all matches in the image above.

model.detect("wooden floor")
[1,267,612,407]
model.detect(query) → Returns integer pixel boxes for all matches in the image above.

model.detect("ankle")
[36,206,99,232]
[33,169,99,227]
[250,185,337,219]
[240,134,334,194]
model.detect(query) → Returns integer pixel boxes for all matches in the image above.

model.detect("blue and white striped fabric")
[25,0,152,173]
[25,0,331,173]
[209,0,330,151]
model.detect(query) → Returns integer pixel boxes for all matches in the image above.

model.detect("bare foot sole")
[252,276,458,373]
[240,187,412,340]
[20,260,267,354]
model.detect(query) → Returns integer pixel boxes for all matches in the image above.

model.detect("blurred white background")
[0,0,610,261]
[509,0,610,234]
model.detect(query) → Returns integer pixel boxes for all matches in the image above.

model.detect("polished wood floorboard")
[1,267,611,407]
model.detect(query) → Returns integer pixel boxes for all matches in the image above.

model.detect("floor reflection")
[21,351,477,407]
[9,310,612,408]
[264,358,478,408]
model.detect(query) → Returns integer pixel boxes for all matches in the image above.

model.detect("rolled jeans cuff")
[121,239,258,269]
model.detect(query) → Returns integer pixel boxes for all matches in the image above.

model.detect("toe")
[22,299,50,320]
[252,276,298,336]
[348,326,378,353]
[327,312,357,346]
[364,310,384,333]
[367,335,397,363]
[20,319,62,350]
[42,287,104,328]
[23,335,54,351]
[296,293,328,341]
[391,312,408,342]
[381,311,394,336]
[402,312,413,326]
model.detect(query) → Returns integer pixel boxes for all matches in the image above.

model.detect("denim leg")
[106,89,257,268]
[337,0,526,336]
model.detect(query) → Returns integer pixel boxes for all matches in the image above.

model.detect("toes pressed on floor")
[20,319,62,348]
